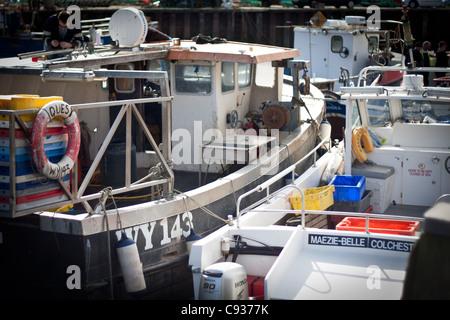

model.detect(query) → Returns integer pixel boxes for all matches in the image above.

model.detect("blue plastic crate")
[329,175,366,201]
[0,174,69,191]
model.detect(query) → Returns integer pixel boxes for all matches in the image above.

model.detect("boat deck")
[265,227,415,300]
[385,204,429,220]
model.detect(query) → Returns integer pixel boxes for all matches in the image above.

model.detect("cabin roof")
[0,40,299,75]
[166,40,300,64]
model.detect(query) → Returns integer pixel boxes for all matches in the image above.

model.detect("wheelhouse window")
[238,63,252,89]
[221,62,235,93]
[401,100,450,123]
[368,36,378,54]
[367,99,391,125]
[255,62,275,88]
[331,36,343,53]
[175,64,211,94]
[115,63,135,93]
[352,100,362,127]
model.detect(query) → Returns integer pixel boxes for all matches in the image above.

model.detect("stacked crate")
[0,95,70,214]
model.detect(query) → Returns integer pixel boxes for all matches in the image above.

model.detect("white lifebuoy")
[31,100,81,180]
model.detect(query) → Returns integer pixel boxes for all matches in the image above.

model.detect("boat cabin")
[0,39,301,174]
[293,15,397,90]
[165,40,299,172]
[342,72,450,211]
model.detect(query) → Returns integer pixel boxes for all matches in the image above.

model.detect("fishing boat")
[188,69,450,300]
[293,13,404,91]
[291,13,407,142]
[0,8,327,299]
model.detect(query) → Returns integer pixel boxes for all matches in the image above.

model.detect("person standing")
[435,41,448,81]
[405,41,423,68]
[421,41,431,86]
[43,11,82,51]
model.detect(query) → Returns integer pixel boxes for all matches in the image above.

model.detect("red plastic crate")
[336,217,419,236]
[0,126,67,138]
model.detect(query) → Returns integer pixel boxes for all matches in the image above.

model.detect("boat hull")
[0,123,319,299]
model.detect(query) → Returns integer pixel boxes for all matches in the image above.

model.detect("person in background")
[421,41,431,86]
[405,41,423,68]
[6,4,24,37]
[435,41,448,82]
[43,11,82,51]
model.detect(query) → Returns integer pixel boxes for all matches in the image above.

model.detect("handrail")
[435,194,450,205]
[245,208,424,233]
[235,166,300,228]
[356,65,450,87]
[235,135,331,227]
[233,131,426,234]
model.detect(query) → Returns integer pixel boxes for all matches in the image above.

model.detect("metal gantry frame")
[0,70,175,218]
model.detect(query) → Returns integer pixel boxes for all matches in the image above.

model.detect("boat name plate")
[308,233,414,253]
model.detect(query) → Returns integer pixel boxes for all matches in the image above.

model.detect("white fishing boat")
[188,69,450,300]
[293,13,404,91]
[292,12,407,142]
[0,8,327,299]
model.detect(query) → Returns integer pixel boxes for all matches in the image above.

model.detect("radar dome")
[108,8,148,47]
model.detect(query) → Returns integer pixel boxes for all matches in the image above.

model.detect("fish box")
[329,175,366,201]
[336,217,420,236]
[290,185,335,212]
[0,95,63,121]
[332,190,373,212]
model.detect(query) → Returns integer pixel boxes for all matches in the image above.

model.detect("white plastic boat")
[189,70,450,300]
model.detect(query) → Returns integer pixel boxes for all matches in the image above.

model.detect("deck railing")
[235,134,332,227]
[234,135,424,232]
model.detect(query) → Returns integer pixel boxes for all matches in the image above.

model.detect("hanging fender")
[117,233,147,294]
[351,126,374,163]
[31,100,81,180]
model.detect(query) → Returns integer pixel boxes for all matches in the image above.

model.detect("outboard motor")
[199,262,248,300]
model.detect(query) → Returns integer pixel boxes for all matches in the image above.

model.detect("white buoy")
[319,119,332,142]
[116,233,146,294]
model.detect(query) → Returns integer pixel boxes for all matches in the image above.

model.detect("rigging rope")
[173,188,229,224]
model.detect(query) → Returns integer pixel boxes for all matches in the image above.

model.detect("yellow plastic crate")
[10,95,63,110]
[289,185,335,213]
[0,95,63,121]
[0,95,39,110]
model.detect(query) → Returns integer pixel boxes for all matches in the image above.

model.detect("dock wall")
[28,7,450,52]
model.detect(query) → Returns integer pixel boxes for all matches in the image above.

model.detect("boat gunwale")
[38,113,320,236]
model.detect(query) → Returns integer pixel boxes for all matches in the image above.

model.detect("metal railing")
[356,65,450,87]
[234,134,424,233]
[247,207,424,234]
[0,70,174,218]
[235,135,332,227]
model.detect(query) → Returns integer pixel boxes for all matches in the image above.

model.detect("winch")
[261,101,300,131]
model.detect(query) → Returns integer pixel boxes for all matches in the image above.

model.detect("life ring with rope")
[351,126,374,163]
[31,100,81,180]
